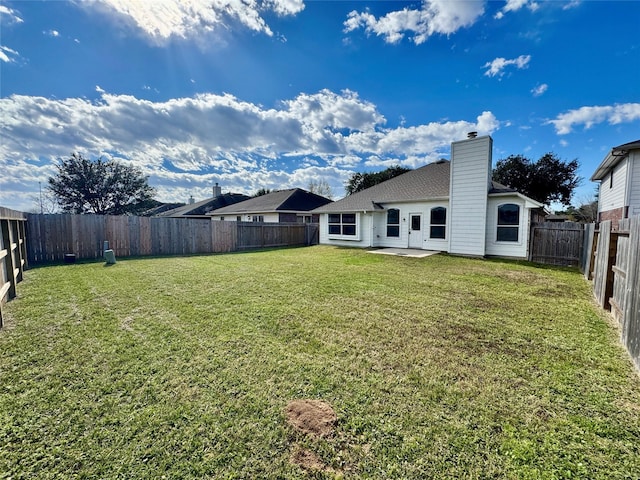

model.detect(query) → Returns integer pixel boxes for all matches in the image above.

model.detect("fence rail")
[26,214,319,264]
[0,207,28,327]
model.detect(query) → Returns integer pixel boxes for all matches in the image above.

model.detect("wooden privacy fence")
[0,207,27,327]
[528,222,585,266]
[585,217,640,371]
[26,214,319,264]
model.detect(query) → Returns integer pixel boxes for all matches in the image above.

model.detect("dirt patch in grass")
[286,400,343,474]
[285,399,337,438]
[290,446,335,473]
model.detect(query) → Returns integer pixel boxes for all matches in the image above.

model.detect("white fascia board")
[489,192,543,209]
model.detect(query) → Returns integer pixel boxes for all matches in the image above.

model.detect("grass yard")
[1,246,639,479]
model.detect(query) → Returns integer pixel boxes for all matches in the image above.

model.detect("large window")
[328,213,357,237]
[387,209,400,237]
[497,204,520,242]
[430,207,446,239]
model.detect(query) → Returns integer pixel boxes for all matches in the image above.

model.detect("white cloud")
[0,89,500,208]
[89,0,305,44]
[0,5,23,24]
[0,6,22,63]
[563,0,581,10]
[483,55,530,77]
[44,29,60,37]
[343,0,484,45]
[548,103,640,134]
[531,83,548,97]
[0,45,19,63]
[95,85,106,93]
[494,0,539,19]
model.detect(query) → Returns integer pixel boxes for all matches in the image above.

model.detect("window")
[430,207,446,239]
[386,209,400,237]
[220,217,225,221]
[252,215,264,222]
[328,213,357,237]
[236,216,242,222]
[497,204,520,242]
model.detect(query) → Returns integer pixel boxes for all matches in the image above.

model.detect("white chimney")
[188,195,195,205]
[212,182,222,197]
[448,135,493,257]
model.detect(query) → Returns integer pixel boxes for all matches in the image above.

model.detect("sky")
[1,0,639,213]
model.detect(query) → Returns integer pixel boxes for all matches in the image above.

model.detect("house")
[590,139,640,228]
[208,188,332,223]
[156,184,250,218]
[312,134,543,258]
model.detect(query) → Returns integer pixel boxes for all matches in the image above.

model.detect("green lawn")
[1,246,639,479]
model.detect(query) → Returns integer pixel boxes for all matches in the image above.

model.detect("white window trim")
[327,212,361,241]
[496,203,521,244]
[429,206,447,240]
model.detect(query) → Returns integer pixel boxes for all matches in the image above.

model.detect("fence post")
[621,216,640,370]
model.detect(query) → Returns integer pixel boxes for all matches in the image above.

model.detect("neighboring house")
[313,134,543,258]
[157,184,250,218]
[545,214,571,223]
[208,188,332,223]
[590,139,640,227]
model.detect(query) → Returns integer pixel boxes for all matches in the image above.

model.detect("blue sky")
[1,0,639,212]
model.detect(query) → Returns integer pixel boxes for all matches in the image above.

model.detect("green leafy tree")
[48,153,155,215]
[345,165,412,195]
[492,153,580,206]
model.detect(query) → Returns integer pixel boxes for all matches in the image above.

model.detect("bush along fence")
[26,213,319,264]
[584,217,640,371]
[0,207,28,327]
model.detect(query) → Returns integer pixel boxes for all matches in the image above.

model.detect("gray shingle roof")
[314,161,451,213]
[157,193,250,217]
[314,161,520,213]
[208,188,331,215]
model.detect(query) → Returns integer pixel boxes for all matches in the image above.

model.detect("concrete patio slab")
[367,248,441,258]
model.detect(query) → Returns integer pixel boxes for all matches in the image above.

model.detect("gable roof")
[314,161,451,213]
[313,160,528,213]
[157,193,250,217]
[591,139,640,181]
[208,188,332,215]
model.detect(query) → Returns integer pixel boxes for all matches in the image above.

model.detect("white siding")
[598,158,628,214]
[448,136,492,256]
[318,202,452,251]
[484,196,530,258]
[368,201,450,250]
[318,212,372,247]
[628,151,640,217]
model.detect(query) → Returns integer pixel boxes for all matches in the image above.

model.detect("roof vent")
[467,131,478,139]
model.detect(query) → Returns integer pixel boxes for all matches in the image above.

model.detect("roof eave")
[489,191,543,208]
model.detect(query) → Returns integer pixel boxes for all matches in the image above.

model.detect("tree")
[492,153,580,206]
[307,179,333,199]
[345,165,412,195]
[557,190,599,223]
[48,153,155,215]
[253,188,273,197]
